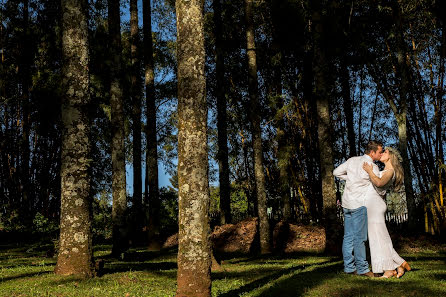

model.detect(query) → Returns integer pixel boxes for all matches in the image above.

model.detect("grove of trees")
[1,0,445,293]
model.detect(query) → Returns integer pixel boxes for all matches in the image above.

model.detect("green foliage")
[209,183,250,223]
[92,191,113,242]
[32,212,58,234]
[159,187,179,233]
[0,211,26,232]
[230,183,249,221]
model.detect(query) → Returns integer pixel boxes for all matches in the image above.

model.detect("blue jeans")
[342,206,369,274]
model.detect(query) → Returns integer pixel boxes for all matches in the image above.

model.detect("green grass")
[0,242,445,296]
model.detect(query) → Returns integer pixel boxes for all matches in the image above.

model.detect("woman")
[362,147,411,278]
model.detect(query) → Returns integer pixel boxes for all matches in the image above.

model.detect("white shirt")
[333,154,380,210]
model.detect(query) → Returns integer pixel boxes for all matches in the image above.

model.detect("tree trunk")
[339,56,356,157]
[55,0,94,277]
[393,2,417,230]
[175,0,211,296]
[357,72,364,153]
[302,28,321,222]
[312,1,339,254]
[108,0,127,257]
[270,0,289,222]
[130,0,143,245]
[143,0,161,251]
[244,0,271,254]
[213,0,231,225]
[20,0,31,222]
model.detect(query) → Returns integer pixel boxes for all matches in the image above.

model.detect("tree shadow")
[331,278,446,297]
[222,251,330,265]
[0,271,52,283]
[103,261,177,274]
[216,260,341,297]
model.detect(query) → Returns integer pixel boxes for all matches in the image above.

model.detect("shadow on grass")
[0,271,52,283]
[256,263,446,297]
[212,259,333,281]
[330,278,446,297]
[103,261,177,274]
[223,251,329,265]
[217,260,342,297]
[97,248,178,276]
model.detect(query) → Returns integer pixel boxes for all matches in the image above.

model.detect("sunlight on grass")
[0,243,445,296]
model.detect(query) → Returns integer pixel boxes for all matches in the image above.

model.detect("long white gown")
[365,170,405,273]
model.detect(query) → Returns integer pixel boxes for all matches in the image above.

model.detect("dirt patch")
[162,218,328,254]
[273,221,326,253]
[162,233,179,249]
[211,217,258,254]
[391,233,446,253]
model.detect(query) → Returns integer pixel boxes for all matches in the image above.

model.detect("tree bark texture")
[175,0,212,296]
[20,0,31,220]
[244,0,271,254]
[340,56,356,157]
[55,0,94,277]
[213,0,231,225]
[143,0,161,250]
[270,6,290,222]
[303,28,322,221]
[393,2,417,230]
[312,2,339,254]
[130,0,143,243]
[108,0,127,257]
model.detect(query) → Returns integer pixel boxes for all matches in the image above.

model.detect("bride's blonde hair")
[385,147,404,191]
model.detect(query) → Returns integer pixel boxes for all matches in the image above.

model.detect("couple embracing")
[334,140,412,278]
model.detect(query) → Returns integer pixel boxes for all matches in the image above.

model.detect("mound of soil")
[273,221,326,253]
[162,233,178,249]
[211,217,258,253]
[390,232,446,253]
[162,218,327,254]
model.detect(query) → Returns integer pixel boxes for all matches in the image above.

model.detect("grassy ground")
[0,240,445,296]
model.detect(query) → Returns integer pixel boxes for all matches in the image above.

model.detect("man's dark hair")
[366,140,383,154]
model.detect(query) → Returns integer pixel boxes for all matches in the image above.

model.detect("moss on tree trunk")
[55,0,94,278]
[175,0,212,296]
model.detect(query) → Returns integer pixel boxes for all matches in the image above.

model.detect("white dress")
[365,170,405,273]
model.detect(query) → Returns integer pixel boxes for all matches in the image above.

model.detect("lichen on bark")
[55,0,94,278]
[175,0,212,296]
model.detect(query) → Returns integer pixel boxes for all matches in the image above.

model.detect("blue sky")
[121,0,176,194]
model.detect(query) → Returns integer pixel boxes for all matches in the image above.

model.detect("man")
[333,140,384,277]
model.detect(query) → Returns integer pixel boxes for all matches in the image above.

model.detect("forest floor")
[0,226,445,297]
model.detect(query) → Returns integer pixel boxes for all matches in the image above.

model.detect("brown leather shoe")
[346,271,357,275]
[359,271,375,277]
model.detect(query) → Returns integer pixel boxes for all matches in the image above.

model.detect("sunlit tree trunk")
[213,0,231,225]
[130,0,143,244]
[312,0,338,254]
[244,0,271,254]
[175,0,211,295]
[55,0,94,277]
[143,0,161,251]
[108,0,127,257]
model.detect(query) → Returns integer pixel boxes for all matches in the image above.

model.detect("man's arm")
[333,159,349,180]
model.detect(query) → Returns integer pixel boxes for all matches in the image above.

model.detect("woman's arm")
[362,162,394,187]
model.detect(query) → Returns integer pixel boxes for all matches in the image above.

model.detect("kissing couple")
[334,140,412,278]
